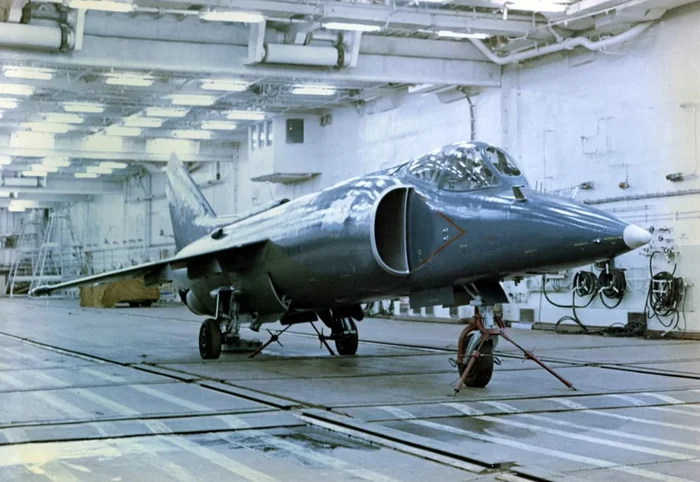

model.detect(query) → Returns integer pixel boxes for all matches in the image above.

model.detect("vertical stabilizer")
[165,154,216,251]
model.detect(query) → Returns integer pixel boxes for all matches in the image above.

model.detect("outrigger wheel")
[457,332,494,388]
[199,318,222,360]
[333,317,359,355]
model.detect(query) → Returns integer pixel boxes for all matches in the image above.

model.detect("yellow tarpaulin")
[80,278,159,308]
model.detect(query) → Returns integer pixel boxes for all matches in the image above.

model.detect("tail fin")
[165,154,216,251]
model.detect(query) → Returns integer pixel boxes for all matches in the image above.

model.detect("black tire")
[458,335,494,388]
[140,301,153,307]
[128,302,139,308]
[199,318,222,360]
[334,318,359,355]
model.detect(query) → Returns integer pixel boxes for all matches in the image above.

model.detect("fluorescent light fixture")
[0,97,18,109]
[506,0,567,12]
[4,66,54,81]
[8,204,26,212]
[63,102,104,113]
[290,84,337,96]
[11,132,54,149]
[0,83,34,96]
[172,129,213,140]
[75,172,99,178]
[201,121,237,131]
[42,157,71,167]
[123,117,163,128]
[43,113,84,124]
[200,80,249,92]
[145,107,189,118]
[146,138,198,155]
[225,110,267,121]
[22,170,46,177]
[322,22,382,32]
[436,30,491,40]
[105,126,142,137]
[87,166,113,174]
[168,94,217,106]
[67,0,135,13]
[104,72,153,87]
[0,155,11,165]
[32,164,58,173]
[100,161,128,169]
[21,122,72,134]
[0,191,9,198]
[199,10,264,23]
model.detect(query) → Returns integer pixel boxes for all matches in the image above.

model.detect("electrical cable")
[542,272,599,334]
[645,251,685,335]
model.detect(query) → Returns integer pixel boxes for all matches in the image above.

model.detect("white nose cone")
[623,224,652,249]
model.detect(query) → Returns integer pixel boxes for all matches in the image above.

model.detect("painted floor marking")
[546,398,588,410]
[442,402,485,416]
[588,410,700,434]
[479,401,520,413]
[35,391,90,419]
[0,371,25,389]
[129,440,199,482]
[518,413,700,452]
[606,394,647,406]
[81,367,126,384]
[130,385,211,412]
[377,406,417,420]
[640,393,686,404]
[162,435,279,482]
[31,371,70,388]
[410,419,694,482]
[477,415,695,460]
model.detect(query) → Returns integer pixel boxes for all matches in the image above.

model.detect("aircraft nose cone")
[623,224,651,249]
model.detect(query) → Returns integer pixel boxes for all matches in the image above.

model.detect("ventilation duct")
[0,23,73,51]
[3,177,40,187]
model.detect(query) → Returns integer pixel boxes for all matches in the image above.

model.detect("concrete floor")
[1,299,700,481]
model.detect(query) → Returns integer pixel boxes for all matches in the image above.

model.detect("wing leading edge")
[30,239,268,296]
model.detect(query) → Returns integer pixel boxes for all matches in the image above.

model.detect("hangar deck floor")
[1,298,699,482]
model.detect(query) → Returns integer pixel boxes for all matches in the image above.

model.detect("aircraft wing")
[30,238,268,296]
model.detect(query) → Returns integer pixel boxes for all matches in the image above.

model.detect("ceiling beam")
[0,34,500,87]
[0,178,123,195]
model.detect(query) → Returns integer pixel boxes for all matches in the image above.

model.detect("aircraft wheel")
[458,334,494,388]
[334,318,358,356]
[199,318,222,360]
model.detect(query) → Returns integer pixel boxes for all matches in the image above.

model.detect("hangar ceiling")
[0,0,695,206]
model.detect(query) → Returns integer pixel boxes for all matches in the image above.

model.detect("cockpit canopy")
[399,142,527,192]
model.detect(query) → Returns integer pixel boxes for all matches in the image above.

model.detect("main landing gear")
[198,289,262,360]
[454,300,576,393]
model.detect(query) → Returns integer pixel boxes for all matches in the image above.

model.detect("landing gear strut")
[454,301,575,394]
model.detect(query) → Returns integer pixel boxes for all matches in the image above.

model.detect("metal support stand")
[248,325,292,358]
[310,323,336,356]
[454,306,576,394]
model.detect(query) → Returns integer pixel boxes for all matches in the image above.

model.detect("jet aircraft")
[33,141,651,387]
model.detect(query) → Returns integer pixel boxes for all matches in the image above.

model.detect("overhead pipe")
[0,22,73,51]
[263,43,341,67]
[470,22,653,65]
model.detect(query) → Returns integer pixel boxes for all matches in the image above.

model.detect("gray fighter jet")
[33,141,650,381]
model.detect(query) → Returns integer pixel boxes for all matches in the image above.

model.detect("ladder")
[6,210,46,296]
[30,206,87,294]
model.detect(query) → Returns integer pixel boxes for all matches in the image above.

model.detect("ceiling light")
[201,121,237,131]
[145,107,189,118]
[43,113,84,124]
[290,84,337,96]
[100,161,128,169]
[436,30,491,40]
[42,157,71,167]
[104,73,153,87]
[0,155,11,165]
[8,204,26,212]
[506,1,567,13]
[0,98,18,109]
[225,110,267,121]
[63,102,104,113]
[32,164,58,173]
[87,166,113,174]
[322,22,382,32]
[172,129,213,140]
[75,172,99,178]
[123,117,163,128]
[0,83,34,96]
[199,10,265,23]
[4,66,54,81]
[67,0,135,12]
[168,94,217,106]
[22,170,47,177]
[200,80,249,92]
[21,122,72,134]
[105,126,142,137]
[0,191,10,198]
